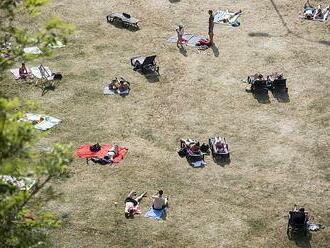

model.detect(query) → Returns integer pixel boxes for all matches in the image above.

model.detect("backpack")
[90,143,101,152]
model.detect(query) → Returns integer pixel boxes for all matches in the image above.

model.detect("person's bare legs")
[135,192,147,202]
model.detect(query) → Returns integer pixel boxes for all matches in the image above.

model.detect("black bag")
[90,143,101,152]
[178,148,187,158]
[53,73,63,80]
[200,143,210,153]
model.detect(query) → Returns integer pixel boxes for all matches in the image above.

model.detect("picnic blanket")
[23,113,61,131]
[0,175,37,191]
[10,68,32,79]
[23,46,42,54]
[144,208,166,220]
[103,85,130,96]
[214,10,241,26]
[75,144,111,158]
[30,66,53,80]
[168,34,208,47]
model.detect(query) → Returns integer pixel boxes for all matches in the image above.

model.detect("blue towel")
[144,208,165,220]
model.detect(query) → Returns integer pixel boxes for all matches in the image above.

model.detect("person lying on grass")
[124,191,147,219]
[180,139,201,154]
[302,0,330,20]
[109,77,129,92]
[222,10,242,23]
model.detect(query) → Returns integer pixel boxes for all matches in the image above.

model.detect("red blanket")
[75,144,111,158]
[75,144,128,163]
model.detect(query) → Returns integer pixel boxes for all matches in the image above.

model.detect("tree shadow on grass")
[271,90,290,103]
[289,231,312,248]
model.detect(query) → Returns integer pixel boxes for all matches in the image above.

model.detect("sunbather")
[91,145,118,164]
[292,205,309,222]
[19,63,31,79]
[213,137,228,153]
[109,77,121,90]
[124,191,147,218]
[222,10,242,23]
[208,10,215,45]
[118,78,130,92]
[302,1,329,20]
[176,25,186,48]
[151,190,168,210]
[32,117,44,125]
[180,139,201,152]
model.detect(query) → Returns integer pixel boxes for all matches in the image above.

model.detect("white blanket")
[24,113,61,131]
[103,85,129,96]
[24,46,43,54]
[30,66,53,80]
[214,10,241,26]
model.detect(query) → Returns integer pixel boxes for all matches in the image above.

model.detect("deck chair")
[269,78,288,92]
[106,12,139,29]
[249,80,268,94]
[209,137,230,159]
[34,65,62,91]
[131,55,159,75]
[287,210,308,238]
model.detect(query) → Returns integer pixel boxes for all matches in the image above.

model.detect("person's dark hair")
[208,10,213,15]
[158,190,163,196]
[299,208,305,212]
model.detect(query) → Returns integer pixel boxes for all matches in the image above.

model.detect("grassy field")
[1,0,330,247]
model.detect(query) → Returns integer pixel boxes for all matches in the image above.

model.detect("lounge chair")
[209,137,230,159]
[131,55,159,75]
[268,78,288,92]
[32,64,62,91]
[287,209,308,239]
[106,12,139,29]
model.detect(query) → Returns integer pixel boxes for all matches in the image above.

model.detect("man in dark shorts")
[208,10,214,45]
[124,191,147,218]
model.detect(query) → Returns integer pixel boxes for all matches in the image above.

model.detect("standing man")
[208,10,214,45]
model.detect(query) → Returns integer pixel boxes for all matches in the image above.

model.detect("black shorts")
[125,197,138,206]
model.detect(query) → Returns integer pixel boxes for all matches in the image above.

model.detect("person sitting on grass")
[19,63,31,79]
[118,78,130,93]
[180,139,201,154]
[291,205,309,224]
[109,77,121,91]
[151,190,168,211]
[124,191,147,219]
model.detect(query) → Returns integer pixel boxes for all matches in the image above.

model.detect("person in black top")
[208,10,214,45]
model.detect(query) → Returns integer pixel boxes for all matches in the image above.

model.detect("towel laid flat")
[30,66,53,80]
[191,160,206,168]
[144,208,166,220]
[10,68,33,79]
[103,86,130,96]
[23,113,61,131]
[75,144,112,158]
[214,10,241,26]
[49,41,65,49]
[109,13,139,24]
[24,46,42,54]
[168,34,208,47]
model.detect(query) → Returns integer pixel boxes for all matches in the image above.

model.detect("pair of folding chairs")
[246,74,288,94]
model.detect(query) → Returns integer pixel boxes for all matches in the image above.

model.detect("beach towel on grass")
[10,68,33,80]
[24,113,61,131]
[75,144,111,158]
[103,86,130,96]
[48,40,65,49]
[144,208,166,220]
[23,46,42,54]
[168,34,208,47]
[214,10,241,26]
[0,175,37,191]
[30,66,53,80]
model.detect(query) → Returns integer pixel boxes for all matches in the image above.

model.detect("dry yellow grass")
[1,0,330,247]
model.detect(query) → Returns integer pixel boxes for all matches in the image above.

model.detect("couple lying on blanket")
[90,145,119,165]
[301,0,329,21]
[108,77,130,92]
[124,190,168,219]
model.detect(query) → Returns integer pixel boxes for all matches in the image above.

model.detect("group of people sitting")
[180,139,209,154]
[124,190,168,219]
[247,72,284,83]
[90,145,119,165]
[302,0,329,21]
[108,77,130,93]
